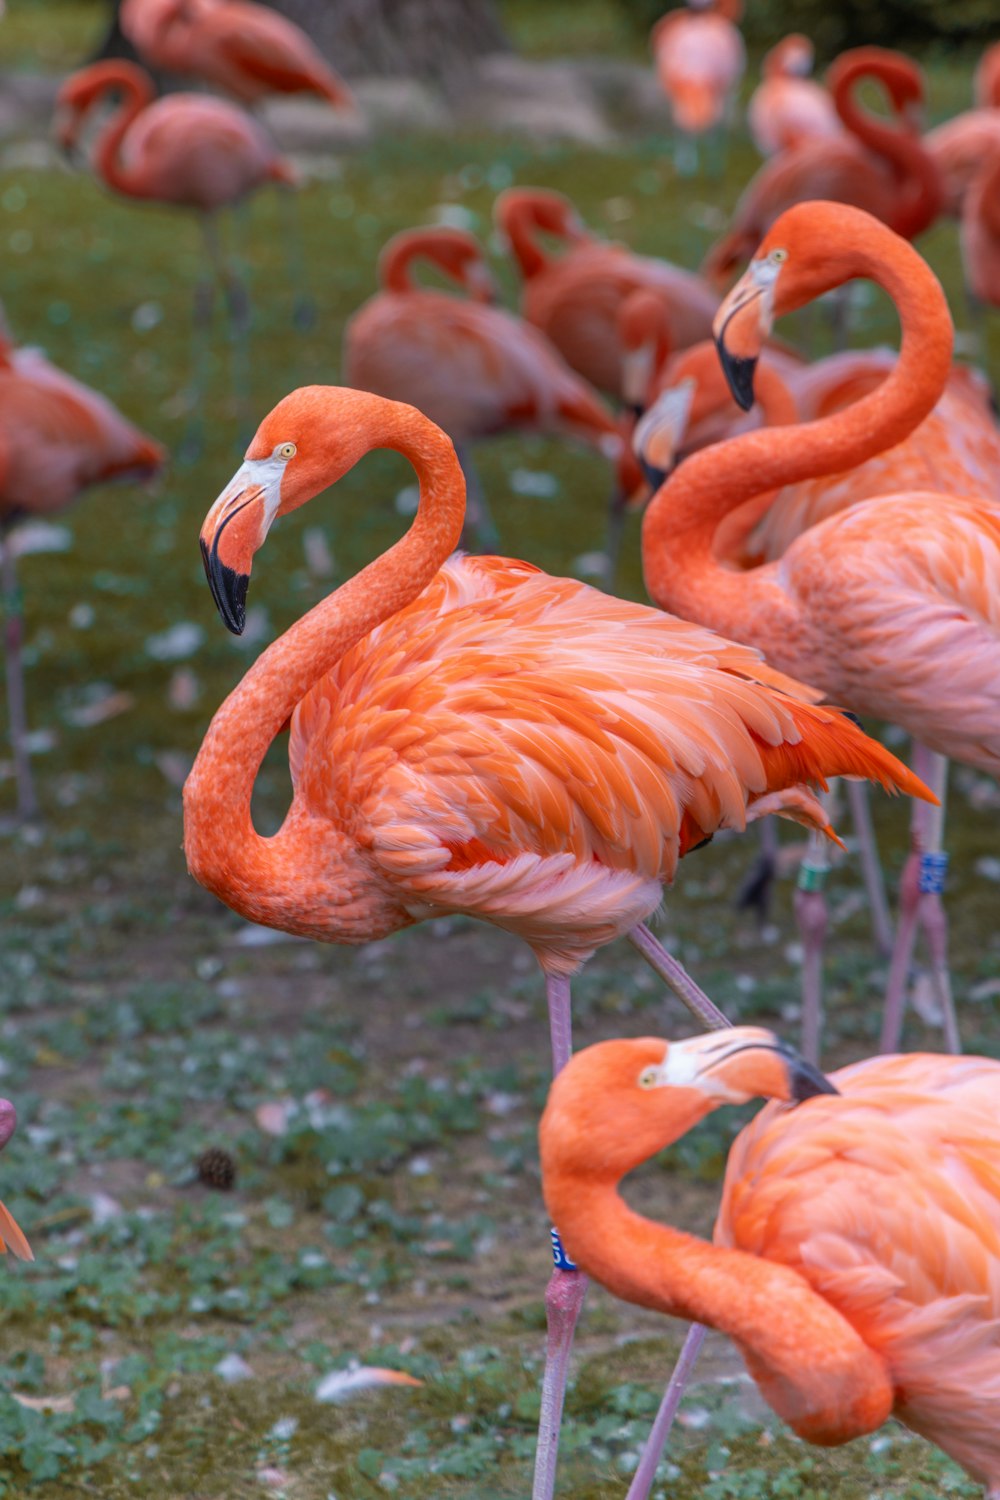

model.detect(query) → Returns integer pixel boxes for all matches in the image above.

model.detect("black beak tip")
[639,456,670,492]
[788,1053,840,1103]
[716,344,758,412]
[200,537,248,636]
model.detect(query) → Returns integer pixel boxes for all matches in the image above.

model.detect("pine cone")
[196,1146,236,1191]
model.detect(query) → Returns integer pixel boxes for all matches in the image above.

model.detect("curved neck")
[547,1171,890,1442]
[643,227,952,635]
[504,202,557,280]
[380,238,455,294]
[93,69,154,198]
[708,363,796,561]
[183,411,465,932]
[833,63,940,237]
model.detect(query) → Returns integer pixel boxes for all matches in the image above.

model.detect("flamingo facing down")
[495,187,718,399]
[184,386,927,1500]
[120,0,355,109]
[541,1030,1000,1498]
[0,1099,32,1263]
[703,48,942,286]
[747,34,842,158]
[651,0,746,174]
[55,60,297,437]
[644,201,1000,1062]
[0,313,165,822]
[343,227,641,549]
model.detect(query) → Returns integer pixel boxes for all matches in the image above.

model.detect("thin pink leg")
[881,744,937,1055]
[912,754,960,1054]
[628,923,729,1030]
[533,973,588,1500]
[793,789,835,1065]
[845,779,893,959]
[625,1324,708,1500]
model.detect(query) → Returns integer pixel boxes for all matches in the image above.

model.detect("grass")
[2,4,1000,1495]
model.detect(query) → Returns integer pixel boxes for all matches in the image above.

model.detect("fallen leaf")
[12,1392,75,1413]
[314,1366,422,1403]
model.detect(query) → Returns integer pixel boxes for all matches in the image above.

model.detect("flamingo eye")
[638,1065,659,1090]
[769,248,788,265]
[276,442,297,460]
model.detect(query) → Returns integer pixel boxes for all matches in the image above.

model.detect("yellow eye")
[277,442,297,460]
[769,248,788,264]
[638,1066,659,1090]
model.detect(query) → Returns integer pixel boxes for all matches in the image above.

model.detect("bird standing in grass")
[650,0,746,175]
[0,311,164,822]
[541,1029,1000,1500]
[747,34,842,158]
[184,384,928,1500]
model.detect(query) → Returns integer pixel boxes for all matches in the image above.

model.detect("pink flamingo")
[975,40,1000,110]
[927,110,1000,217]
[343,226,642,551]
[651,0,746,174]
[495,186,718,400]
[184,385,926,1500]
[961,152,1000,316]
[0,311,164,822]
[0,1099,32,1263]
[643,201,1000,1063]
[55,59,297,439]
[703,48,943,287]
[542,1029,1000,1499]
[747,34,843,157]
[120,0,355,109]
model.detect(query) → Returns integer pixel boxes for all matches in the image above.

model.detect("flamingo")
[975,40,1000,110]
[342,226,642,551]
[0,311,164,823]
[650,0,746,175]
[183,385,927,1500]
[703,48,943,287]
[643,200,1000,1064]
[494,186,718,400]
[747,34,843,158]
[120,0,355,109]
[0,1099,32,1263]
[926,110,1000,217]
[55,59,297,442]
[961,152,1000,316]
[541,1028,1000,1499]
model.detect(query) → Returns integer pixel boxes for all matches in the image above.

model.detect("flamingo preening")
[183,385,926,1500]
[541,1029,1000,1499]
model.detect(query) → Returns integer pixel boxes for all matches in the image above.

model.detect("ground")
[0,4,999,1496]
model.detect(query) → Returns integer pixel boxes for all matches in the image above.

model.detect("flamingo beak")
[199,458,284,634]
[655,1028,838,1105]
[713,256,780,411]
[631,380,695,490]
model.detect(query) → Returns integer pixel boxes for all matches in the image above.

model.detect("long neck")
[505,203,554,280]
[550,1174,891,1443]
[834,64,940,237]
[708,363,797,561]
[94,71,154,199]
[380,239,448,294]
[183,412,465,933]
[642,228,952,637]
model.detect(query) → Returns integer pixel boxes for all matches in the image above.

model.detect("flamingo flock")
[4,2,1000,1498]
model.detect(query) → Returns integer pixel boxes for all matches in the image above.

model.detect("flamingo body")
[652,6,746,136]
[748,35,842,157]
[121,0,354,108]
[926,111,1000,217]
[975,41,1000,111]
[961,153,1000,310]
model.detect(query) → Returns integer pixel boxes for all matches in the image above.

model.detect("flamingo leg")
[793,785,837,1065]
[533,973,588,1500]
[736,815,779,926]
[454,445,499,554]
[624,1324,709,1500]
[845,779,893,958]
[0,525,38,823]
[627,923,729,1029]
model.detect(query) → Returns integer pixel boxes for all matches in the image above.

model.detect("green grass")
[1,10,999,1497]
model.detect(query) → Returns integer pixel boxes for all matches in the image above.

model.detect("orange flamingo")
[120,0,355,108]
[495,187,718,400]
[747,34,842,158]
[541,1028,1000,1499]
[703,48,943,286]
[0,312,164,822]
[961,152,1000,315]
[343,226,641,550]
[55,59,296,436]
[0,1100,32,1263]
[651,0,746,174]
[183,385,926,1500]
[644,202,1000,1063]
[975,40,1000,110]
[927,109,1000,217]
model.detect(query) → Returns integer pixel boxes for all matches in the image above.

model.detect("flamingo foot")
[794,867,828,1065]
[531,1262,588,1500]
[625,1324,708,1500]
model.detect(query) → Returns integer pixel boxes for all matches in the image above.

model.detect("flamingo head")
[631,379,696,491]
[493,188,590,268]
[54,60,151,152]
[767,34,813,78]
[541,1028,837,1184]
[378,227,498,302]
[199,386,396,634]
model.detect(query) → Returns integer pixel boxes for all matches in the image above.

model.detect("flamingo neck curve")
[379,235,458,295]
[832,58,940,238]
[90,63,156,200]
[183,401,465,936]
[642,221,953,638]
